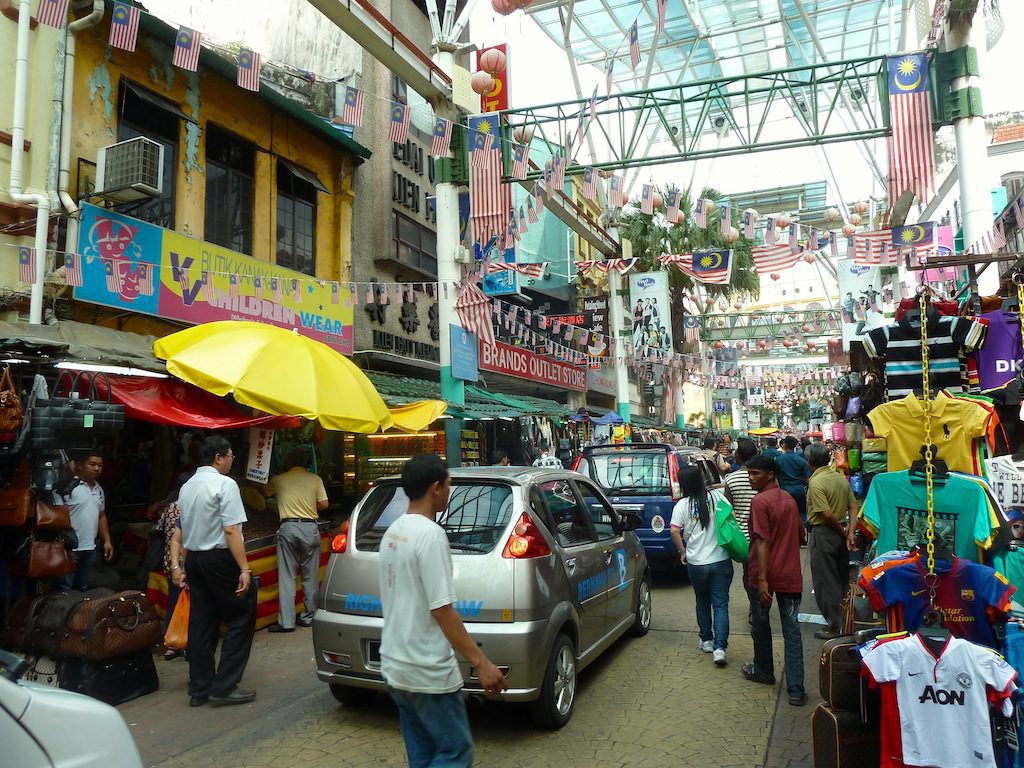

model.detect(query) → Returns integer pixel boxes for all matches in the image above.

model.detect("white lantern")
[853,201,869,214]
[512,125,534,144]
[723,227,740,243]
[848,213,861,226]
[825,207,839,222]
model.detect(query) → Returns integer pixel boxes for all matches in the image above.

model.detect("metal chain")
[919,290,937,587]
[1016,278,1024,352]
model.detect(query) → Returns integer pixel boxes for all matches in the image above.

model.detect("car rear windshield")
[354,481,515,554]
[577,450,670,496]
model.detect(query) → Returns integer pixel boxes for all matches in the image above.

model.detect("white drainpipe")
[59,0,105,277]
[10,0,51,324]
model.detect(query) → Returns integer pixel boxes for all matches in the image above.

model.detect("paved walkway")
[119,550,824,768]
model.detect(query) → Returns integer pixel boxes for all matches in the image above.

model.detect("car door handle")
[604,551,613,565]
[565,557,576,574]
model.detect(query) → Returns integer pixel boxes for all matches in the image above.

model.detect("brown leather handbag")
[0,365,23,432]
[34,499,72,531]
[9,537,75,578]
[0,487,32,528]
[61,591,162,661]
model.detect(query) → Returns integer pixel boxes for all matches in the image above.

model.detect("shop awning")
[90,374,301,429]
[0,319,162,371]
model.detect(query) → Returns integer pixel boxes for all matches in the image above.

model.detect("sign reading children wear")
[74,203,353,354]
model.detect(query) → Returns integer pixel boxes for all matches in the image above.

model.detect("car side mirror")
[619,511,642,531]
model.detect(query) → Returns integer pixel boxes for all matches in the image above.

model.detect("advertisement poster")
[75,203,353,354]
[747,386,765,406]
[245,427,275,484]
[628,272,673,358]
[837,258,891,350]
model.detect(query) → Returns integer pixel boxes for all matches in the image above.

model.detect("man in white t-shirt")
[380,454,507,767]
[60,452,113,591]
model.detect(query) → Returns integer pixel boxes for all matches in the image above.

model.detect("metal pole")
[606,258,632,423]
[432,46,464,467]
[946,12,995,294]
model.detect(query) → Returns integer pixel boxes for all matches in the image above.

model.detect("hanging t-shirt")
[984,455,1024,510]
[860,557,1014,647]
[859,470,999,562]
[992,546,1024,602]
[868,391,991,473]
[862,634,1017,768]
[973,310,1023,392]
[865,315,987,400]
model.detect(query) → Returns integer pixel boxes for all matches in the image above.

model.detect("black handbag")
[63,372,125,434]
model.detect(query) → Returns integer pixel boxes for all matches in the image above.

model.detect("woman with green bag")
[670,465,734,667]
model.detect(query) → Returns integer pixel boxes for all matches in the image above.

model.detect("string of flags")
[574,258,637,275]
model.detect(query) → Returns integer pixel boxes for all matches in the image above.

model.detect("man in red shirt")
[741,455,807,706]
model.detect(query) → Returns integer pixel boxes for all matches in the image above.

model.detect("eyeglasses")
[1012,523,1024,531]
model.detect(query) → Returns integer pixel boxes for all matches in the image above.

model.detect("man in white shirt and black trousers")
[173,436,256,707]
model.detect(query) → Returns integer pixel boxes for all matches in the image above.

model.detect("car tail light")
[502,513,551,559]
[331,520,350,553]
[669,453,682,501]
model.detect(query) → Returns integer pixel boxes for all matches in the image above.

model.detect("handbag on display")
[65,372,125,434]
[34,499,72,531]
[0,365,24,433]
[0,486,32,528]
[9,535,75,579]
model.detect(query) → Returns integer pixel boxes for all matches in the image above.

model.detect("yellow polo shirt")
[267,467,328,521]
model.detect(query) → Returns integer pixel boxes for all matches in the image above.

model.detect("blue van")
[574,444,723,571]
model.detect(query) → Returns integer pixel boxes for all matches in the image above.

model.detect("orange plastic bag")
[163,590,190,650]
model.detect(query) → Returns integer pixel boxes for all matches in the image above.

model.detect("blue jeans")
[387,687,473,768]
[688,558,734,651]
[748,587,805,698]
[59,549,97,591]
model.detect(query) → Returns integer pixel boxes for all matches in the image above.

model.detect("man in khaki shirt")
[266,447,328,632]
[804,443,858,640]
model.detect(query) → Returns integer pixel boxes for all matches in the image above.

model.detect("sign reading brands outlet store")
[479,341,587,392]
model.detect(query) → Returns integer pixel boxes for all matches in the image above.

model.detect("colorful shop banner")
[480,340,586,392]
[75,203,353,354]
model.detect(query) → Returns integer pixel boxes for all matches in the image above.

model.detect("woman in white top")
[670,465,735,667]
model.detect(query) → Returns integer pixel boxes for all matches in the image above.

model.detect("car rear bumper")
[312,608,553,702]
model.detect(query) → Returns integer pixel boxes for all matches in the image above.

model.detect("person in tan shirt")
[265,447,328,632]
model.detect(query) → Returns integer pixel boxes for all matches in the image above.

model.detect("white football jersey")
[863,634,1017,768]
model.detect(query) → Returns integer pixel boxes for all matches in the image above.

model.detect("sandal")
[741,663,776,685]
[163,648,184,660]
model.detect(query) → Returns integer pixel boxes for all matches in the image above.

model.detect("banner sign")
[75,203,353,354]
[450,325,479,382]
[480,340,586,391]
[245,427,275,484]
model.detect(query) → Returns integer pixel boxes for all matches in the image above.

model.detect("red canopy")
[83,374,301,430]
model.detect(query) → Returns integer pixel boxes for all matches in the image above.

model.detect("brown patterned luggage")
[30,589,113,658]
[61,590,161,661]
[0,592,67,652]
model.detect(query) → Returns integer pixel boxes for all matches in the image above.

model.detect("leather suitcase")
[59,648,159,706]
[811,703,880,768]
[818,635,863,712]
[61,590,161,661]
[30,588,113,658]
[0,592,66,652]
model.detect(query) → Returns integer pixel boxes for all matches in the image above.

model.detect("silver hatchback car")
[312,466,651,728]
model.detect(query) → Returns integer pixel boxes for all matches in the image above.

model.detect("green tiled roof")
[366,372,569,419]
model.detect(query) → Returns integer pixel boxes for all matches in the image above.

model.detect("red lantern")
[478,48,507,75]
[806,341,816,350]
[712,341,725,350]
[651,192,663,209]
[471,71,496,95]
[848,213,861,226]
[842,223,857,237]
[757,339,767,349]
[770,272,780,281]
[775,214,791,229]
[491,0,516,14]
[803,252,816,264]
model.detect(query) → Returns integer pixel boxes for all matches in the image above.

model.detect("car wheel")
[329,684,375,706]
[529,634,577,729]
[627,575,652,637]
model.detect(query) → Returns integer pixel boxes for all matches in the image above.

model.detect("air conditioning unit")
[95,137,163,202]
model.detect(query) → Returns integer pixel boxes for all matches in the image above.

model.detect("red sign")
[480,341,587,392]
[476,44,509,112]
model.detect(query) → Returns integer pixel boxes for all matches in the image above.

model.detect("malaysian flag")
[582,167,597,201]
[342,87,365,127]
[679,250,733,284]
[995,219,1007,250]
[641,184,654,215]
[103,259,121,293]
[388,102,411,144]
[172,26,201,72]
[743,209,755,240]
[137,264,154,296]
[610,175,626,207]
[534,183,545,214]
[765,216,776,244]
[292,278,301,303]
[682,316,700,343]
[656,0,667,36]
[36,0,68,28]
[887,54,935,207]
[751,243,801,275]
[331,281,340,305]
[272,277,282,302]
[431,117,452,156]
[719,203,730,236]
[519,207,528,234]
[63,252,83,287]
[455,280,495,347]
[694,197,707,228]
[628,22,640,70]
[788,221,800,253]
[108,1,140,52]
[605,59,614,95]
[18,247,35,283]
[236,48,261,92]
[551,153,566,193]
[468,113,507,244]
[1014,199,1024,229]
[527,195,538,223]
[829,231,839,259]
[588,86,598,124]
[228,273,239,300]
[850,229,896,265]
[511,143,529,180]
[666,190,681,223]
[202,271,216,303]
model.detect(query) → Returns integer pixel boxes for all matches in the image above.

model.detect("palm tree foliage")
[618,185,760,303]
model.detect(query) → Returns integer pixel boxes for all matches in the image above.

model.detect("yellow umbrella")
[388,400,447,432]
[154,321,393,433]
[748,427,780,437]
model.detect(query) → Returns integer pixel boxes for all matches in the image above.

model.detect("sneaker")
[788,692,809,706]
[713,649,727,667]
[814,627,842,640]
[698,640,714,653]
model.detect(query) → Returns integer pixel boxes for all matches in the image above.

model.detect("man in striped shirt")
[723,439,757,539]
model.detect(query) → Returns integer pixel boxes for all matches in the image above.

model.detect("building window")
[116,82,182,229]
[391,75,408,105]
[204,124,255,254]
[1002,172,1024,203]
[393,210,436,276]
[277,160,318,275]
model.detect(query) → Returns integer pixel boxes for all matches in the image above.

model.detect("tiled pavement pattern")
[121,550,823,768]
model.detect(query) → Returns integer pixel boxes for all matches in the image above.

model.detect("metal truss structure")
[700,309,842,342]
